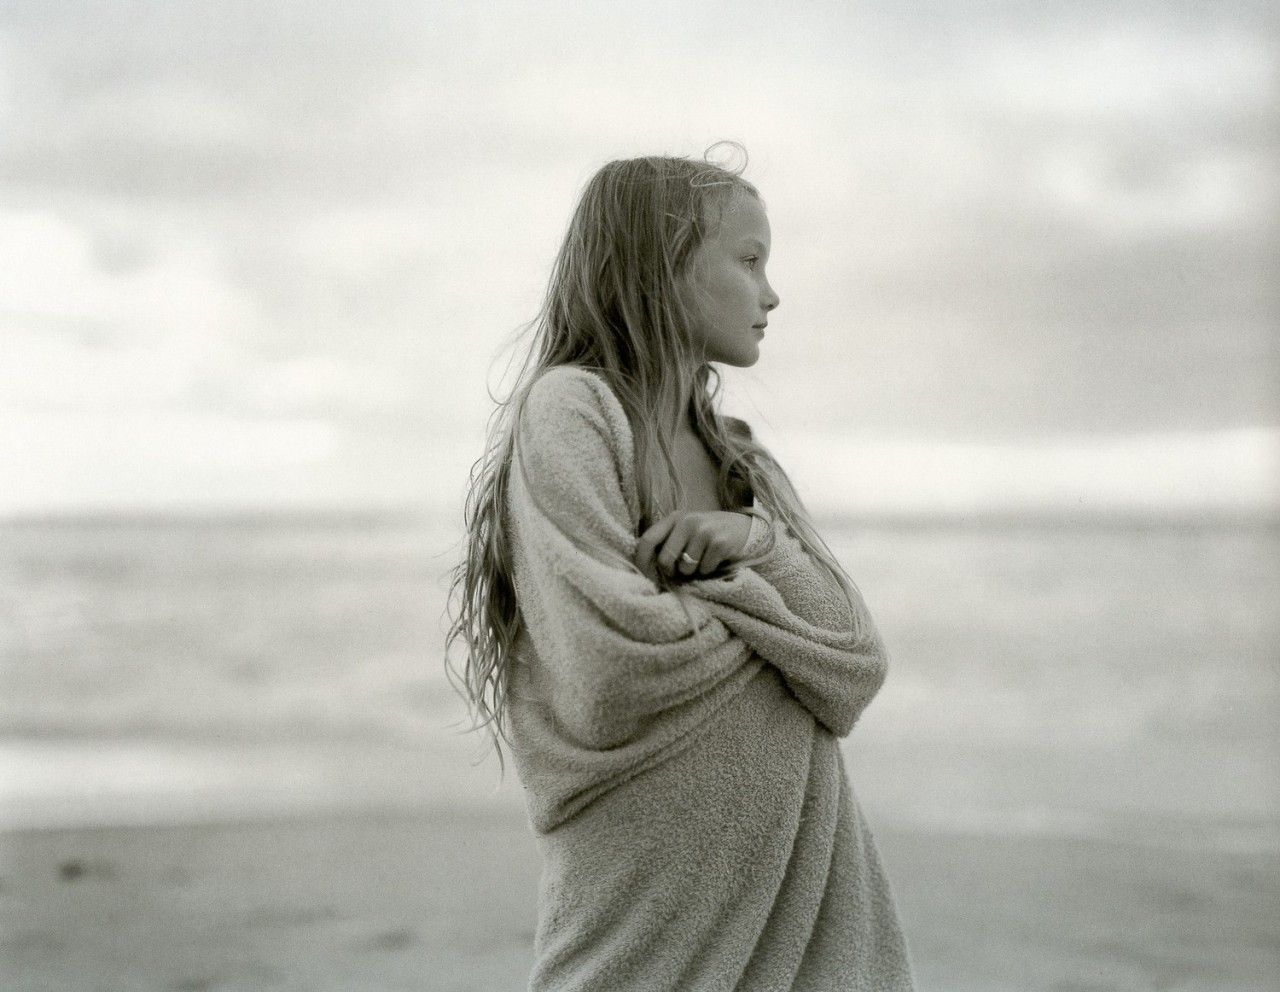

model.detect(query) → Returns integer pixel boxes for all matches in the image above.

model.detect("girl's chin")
[706,346,761,368]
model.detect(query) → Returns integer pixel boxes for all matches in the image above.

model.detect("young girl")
[448,152,914,991]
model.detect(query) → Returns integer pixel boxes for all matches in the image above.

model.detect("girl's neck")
[655,363,706,437]
[656,377,697,438]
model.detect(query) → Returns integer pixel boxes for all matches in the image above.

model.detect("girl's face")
[679,194,779,368]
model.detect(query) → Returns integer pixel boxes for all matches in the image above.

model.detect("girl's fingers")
[636,513,681,578]
[657,517,697,576]
[692,530,733,575]
[678,531,711,575]
[637,512,680,553]
[698,540,728,575]
[643,511,750,580]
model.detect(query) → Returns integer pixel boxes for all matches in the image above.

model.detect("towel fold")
[506,365,914,991]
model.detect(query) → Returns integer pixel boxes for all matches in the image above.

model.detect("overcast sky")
[2,0,1276,515]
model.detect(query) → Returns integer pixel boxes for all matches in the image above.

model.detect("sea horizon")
[3,502,1277,530]
[4,509,1276,851]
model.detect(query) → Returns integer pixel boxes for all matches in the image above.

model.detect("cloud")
[767,427,1280,517]
[0,1,1275,511]
[964,20,1274,117]
[4,411,1272,517]
[0,209,444,427]
[0,208,259,343]
[0,409,340,513]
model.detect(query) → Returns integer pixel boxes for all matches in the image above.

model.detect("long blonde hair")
[446,149,859,757]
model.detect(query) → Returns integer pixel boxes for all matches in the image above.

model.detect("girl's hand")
[635,511,753,584]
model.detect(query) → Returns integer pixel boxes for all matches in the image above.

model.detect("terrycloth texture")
[506,366,914,991]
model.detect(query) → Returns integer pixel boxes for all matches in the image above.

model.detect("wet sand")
[3,808,1276,992]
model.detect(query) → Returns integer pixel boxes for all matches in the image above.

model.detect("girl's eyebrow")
[740,237,769,254]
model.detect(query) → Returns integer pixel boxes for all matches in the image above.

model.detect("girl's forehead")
[708,195,770,243]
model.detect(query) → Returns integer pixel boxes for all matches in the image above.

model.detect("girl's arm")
[632,503,887,738]
[690,553,888,738]
[508,368,755,749]
[512,367,885,742]
[664,506,886,737]
[737,510,860,632]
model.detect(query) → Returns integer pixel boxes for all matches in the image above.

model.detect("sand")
[3,807,1277,992]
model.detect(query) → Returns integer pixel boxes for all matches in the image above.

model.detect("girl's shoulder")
[527,363,611,399]
[526,364,619,415]
[522,365,632,451]
[514,365,639,514]
[720,414,754,442]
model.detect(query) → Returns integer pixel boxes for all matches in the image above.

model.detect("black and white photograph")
[2,1,1276,990]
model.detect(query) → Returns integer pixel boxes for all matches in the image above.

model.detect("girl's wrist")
[739,507,772,557]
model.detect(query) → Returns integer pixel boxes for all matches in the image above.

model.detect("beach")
[5,804,1277,992]
[2,513,1277,990]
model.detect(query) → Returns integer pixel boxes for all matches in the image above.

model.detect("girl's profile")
[449,148,914,990]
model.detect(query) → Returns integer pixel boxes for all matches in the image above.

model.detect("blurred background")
[1,1,1277,990]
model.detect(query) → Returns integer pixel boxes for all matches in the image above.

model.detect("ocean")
[2,512,1277,850]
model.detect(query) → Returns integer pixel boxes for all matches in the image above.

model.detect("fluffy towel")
[506,366,914,991]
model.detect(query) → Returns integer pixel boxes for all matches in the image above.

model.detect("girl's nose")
[763,282,780,311]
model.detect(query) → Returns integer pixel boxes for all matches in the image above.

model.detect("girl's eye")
[744,256,758,269]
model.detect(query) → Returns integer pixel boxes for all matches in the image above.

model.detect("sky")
[1,0,1276,516]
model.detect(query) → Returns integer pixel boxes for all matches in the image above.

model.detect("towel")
[506,365,914,991]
